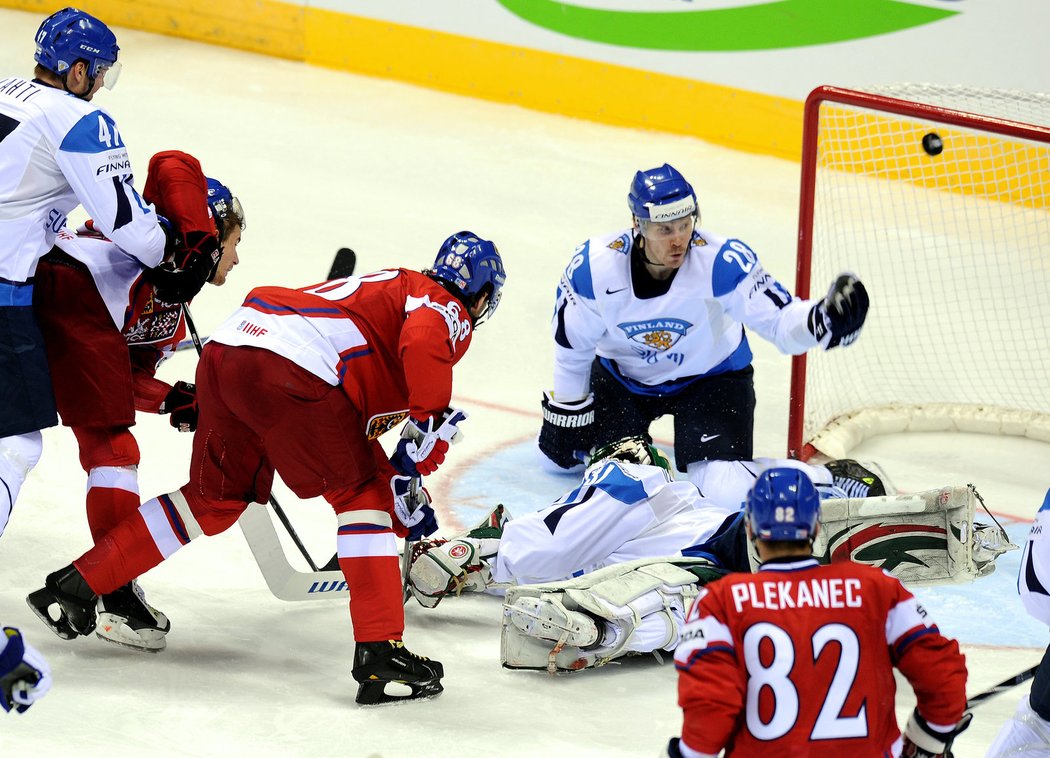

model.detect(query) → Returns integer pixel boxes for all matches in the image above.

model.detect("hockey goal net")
[788,84,1050,461]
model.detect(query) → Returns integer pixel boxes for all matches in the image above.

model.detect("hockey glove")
[901,708,972,758]
[391,475,438,541]
[0,628,52,714]
[144,230,220,303]
[807,273,869,349]
[159,381,198,433]
[663,738,718,758]
[390,408,468,478]
[538,391,595,470]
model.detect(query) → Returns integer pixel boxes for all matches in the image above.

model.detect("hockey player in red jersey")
[27,231,507,705]
[31,149,244,653]
[668,468,970,758]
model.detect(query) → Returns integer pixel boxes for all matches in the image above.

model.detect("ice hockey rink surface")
[0,9,1045,756]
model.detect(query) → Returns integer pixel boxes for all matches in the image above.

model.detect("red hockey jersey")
[674,557,967,757]
[208,269,474,437]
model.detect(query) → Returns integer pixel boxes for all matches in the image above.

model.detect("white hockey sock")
[0,432,43,538]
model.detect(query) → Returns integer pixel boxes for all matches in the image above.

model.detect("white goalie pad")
[810,485,1016,586]
[500,556,724,673]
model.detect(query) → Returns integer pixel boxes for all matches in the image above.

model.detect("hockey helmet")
[628,163,698,236]
[428,231,507,326]
[206,177,246,240]
[745,467,821,542]
[34,8,121,88]
[589,435,673,477]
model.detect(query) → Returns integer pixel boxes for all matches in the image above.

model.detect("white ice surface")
[1,9,1046,757]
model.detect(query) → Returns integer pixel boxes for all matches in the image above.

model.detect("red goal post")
[788,85,1050,461]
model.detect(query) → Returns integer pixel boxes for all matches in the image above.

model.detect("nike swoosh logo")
[606,286,628,295]
[495,0,956,51]
[700,434,721,443]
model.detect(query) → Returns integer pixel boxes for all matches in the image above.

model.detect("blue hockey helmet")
[34,8,121,87]
[745,467,821,542]
[428,231,507,325]
[206,177,246,239]
[628,163,699,233]
[589,435,673,479]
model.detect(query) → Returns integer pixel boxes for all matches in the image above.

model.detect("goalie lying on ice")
[406,436,1015,671]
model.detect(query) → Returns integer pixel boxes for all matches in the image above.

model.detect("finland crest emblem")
[617,318,692,351]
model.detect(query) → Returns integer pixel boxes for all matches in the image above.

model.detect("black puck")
[922,132,944,156]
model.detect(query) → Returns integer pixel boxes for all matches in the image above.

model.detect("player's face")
[640,215,694,269]
[209,226,241,286]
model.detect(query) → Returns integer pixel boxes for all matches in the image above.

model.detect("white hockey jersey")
[493,460,740,585]
[1019,488,1050,627]
[551,227,822,399]
[0,76,164,282]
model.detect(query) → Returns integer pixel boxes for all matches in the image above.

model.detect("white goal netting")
[791,84,1050,459]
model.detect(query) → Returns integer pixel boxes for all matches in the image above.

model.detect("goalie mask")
[589,436,672,478]
[746,467,821,542]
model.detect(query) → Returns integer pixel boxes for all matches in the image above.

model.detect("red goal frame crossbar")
[787,85,1050,460]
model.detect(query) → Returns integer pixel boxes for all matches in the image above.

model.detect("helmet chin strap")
[634,232,669,269]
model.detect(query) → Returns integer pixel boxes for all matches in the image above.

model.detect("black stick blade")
[328,248,357,279]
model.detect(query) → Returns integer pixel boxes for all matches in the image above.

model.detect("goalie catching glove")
[538,391,595,470]
[390,407,467,477]
[158,381,198,433]
[144,229,221,303]
[807,272,869,349]
[390,475,438,541]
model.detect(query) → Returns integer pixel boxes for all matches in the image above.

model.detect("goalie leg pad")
[500,556,715,672]
[812,485,1017,586]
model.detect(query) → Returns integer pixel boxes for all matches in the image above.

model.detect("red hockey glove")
[390,408,468,477]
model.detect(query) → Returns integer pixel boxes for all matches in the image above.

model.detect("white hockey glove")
[0,627,52,714]
[390,407,467,477]
[538,391,595,470]
[808,273,869,349]
[390,476,437,541]
[901,708,972,758]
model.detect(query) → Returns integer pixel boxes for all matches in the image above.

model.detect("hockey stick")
[181,302,323,572]
[966,664,1040,711]
[328,248,357,279]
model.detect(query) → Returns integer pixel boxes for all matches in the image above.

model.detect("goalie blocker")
[502,485,1015,672]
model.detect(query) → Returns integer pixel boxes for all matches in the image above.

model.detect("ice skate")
[95,581,171,653]
[26,565,98,640]
[826,459,886,498]
[351,640,444,705]
[504,596,601,648]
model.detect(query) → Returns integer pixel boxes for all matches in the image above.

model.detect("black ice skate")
[826,459,887,499]
[96,581,172,653]
[26,564,98,640]
[352,640,444,705]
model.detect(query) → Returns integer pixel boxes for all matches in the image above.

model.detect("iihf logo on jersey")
[617,318,693,351]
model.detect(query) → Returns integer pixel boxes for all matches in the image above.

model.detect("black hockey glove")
[538,391,595,470]
[144,230,220,304]
[901,708,972,758]
[159,381,198,433]
[807,272,869,349]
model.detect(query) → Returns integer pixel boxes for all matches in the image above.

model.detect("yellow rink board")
[0,0,804,160]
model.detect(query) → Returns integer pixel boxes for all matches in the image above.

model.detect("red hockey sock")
[85,471,141,542]
[75,511,165,596]
[338,553,405,642]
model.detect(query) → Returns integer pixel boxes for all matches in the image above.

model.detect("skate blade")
[355,679,443,706]
[26,589,79,641]
[95,613,167,653]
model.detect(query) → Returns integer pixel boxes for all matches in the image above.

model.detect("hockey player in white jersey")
[987,487,1050,756]
[0,625,51,714]
[0,9,201,540]
[538,163,871,506]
